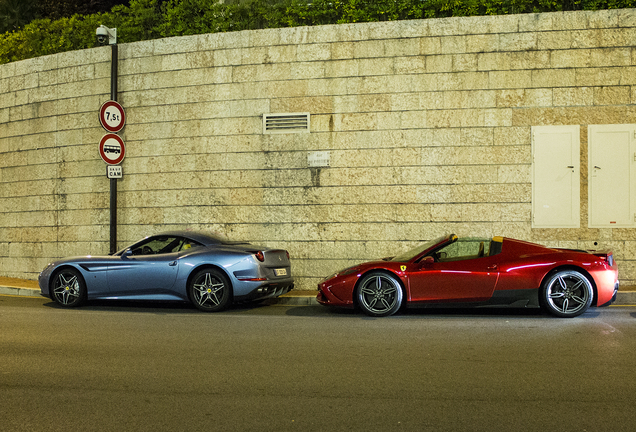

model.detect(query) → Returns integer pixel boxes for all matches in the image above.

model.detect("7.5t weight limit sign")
[99,100,126,133]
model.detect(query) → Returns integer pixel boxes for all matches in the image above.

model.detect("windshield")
[391,235,448,262]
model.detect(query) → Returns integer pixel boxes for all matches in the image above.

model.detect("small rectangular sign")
[308,151,330,167]
[107,165,123,178]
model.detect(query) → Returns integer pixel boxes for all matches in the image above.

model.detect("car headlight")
[322,266,360,282]
[322,272,338,282]
[340,267,360,276]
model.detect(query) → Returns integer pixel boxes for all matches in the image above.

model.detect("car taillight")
[286,251,290,260]
[598,254,614,267]
[254,251,265,262]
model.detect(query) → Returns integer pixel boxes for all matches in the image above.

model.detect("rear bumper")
[235,281,294,302]
[597,281,619,308]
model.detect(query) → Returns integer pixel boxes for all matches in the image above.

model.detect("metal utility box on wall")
[588,124,636,228]
[532,125,580,228]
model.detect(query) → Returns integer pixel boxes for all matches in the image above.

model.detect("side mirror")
[420,256,434,266]
[122,248,133,259]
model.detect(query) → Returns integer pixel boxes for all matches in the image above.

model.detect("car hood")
[49,255,121,265]
[43,255,123,271]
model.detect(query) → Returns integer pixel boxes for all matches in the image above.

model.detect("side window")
[434,239,490,262]
[129,237,204,256]
[179,239,203,252]
[132,236,182,255]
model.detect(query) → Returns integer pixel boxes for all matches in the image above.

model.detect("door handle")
[487,264,498,270]
[169,261,177,266]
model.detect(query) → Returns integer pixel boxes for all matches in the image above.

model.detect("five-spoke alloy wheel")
[189,268,232,312]
[51,268,86,307]
[540,270,593,318]
[356,272,403,317]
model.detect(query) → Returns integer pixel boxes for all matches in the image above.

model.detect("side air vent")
[263,113,310,134]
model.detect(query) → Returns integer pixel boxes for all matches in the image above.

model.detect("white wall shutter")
[588,124,636,228]
[532,125,580,228]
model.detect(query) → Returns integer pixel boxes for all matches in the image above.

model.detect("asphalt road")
[1,295,636,432]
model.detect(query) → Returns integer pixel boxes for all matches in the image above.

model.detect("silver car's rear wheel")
[356,272,403,317]
[541,270,593,318]
[51,268,86,307]
[189,268,232,312]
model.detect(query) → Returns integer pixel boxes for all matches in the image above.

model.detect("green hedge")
[1,0,635,64]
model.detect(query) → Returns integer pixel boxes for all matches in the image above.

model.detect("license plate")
[274,268,287,276]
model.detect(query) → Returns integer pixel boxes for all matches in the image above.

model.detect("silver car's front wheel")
[51,268,86,307]
[541,270,593,318]
[356,272,403,317]
[189,268,232,312]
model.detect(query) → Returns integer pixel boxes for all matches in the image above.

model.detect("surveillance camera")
[96,25,116,46]
[96,26,108,45]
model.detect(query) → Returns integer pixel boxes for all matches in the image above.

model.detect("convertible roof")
[155,230,234,246]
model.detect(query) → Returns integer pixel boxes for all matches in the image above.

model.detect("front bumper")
[38,269,52,298]
[316,283,354,308]
[317,289,329,305]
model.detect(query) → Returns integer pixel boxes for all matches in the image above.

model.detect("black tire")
[188,268,232,312]
[356,272,403,317]
[540,270,593,318]
[51,268,86,307]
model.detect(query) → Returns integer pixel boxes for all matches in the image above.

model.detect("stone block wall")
[1,9,635,289]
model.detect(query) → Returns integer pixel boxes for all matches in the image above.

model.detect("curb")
[1,283,634,306]
[0,286,44,298]
[0,283,321,306]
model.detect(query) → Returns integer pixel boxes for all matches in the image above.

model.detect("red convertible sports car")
[317,234,619,318]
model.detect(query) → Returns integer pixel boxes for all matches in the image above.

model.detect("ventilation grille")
[263,113,310,134]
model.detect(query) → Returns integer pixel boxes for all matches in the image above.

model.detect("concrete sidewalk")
[2,276,635,306]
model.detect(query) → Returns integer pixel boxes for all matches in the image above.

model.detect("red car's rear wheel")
[541,270,593,318]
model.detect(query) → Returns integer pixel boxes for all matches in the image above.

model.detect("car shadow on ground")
[40,298,605,319]
[282,305,554,319]
[42,298,198,313]
[42,298,292,315]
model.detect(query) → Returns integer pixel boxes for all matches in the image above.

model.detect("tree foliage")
[0,0,40,32]
[0,0,130,33]
[1,0,635,64]
[36,0,131,21]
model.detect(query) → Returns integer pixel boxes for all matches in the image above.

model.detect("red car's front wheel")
[356,272,403,317]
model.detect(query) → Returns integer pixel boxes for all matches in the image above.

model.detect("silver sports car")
[38,231,294,311]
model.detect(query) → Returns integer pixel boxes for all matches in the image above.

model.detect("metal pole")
[110,43,118,254]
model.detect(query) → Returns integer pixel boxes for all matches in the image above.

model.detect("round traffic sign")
[99,134,126,165]
[99,100,126,132]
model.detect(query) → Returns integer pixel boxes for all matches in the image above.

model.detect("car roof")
[151,231,231,246]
